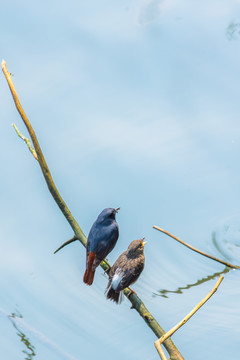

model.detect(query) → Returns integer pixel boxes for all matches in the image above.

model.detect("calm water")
[1,1,240,359]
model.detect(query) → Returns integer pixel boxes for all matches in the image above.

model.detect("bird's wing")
[109,251,127,278]
[88,222,118,258]
[96,224,119,259]
[113,260,145,292]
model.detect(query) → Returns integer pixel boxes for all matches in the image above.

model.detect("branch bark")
[2,60,184,360]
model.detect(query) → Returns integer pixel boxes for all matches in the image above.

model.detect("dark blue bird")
[83,207,119,285]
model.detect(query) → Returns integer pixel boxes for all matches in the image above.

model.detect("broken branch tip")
[1,59,6,69]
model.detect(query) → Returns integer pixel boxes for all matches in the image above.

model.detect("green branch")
[2,59,184,360]
[2,59,86,246]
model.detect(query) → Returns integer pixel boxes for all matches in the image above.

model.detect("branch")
[12,123,38,160]
[154,276,224,359]
[124,288,184,360]
[2,60,184,360]
[153,225,240,270]
[2,60,86,246]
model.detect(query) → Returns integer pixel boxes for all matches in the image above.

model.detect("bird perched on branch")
[105,238,146,304]
[83,207,120,286]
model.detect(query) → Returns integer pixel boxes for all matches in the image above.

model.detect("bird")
[83,207,120,286]
[105,238,146,304]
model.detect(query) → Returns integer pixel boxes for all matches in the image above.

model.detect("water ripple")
[212,215,240,262]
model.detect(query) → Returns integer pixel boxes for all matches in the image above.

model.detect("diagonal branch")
[153,225,240,270]
[154,276,224,359]
[124,288,184,360]
[2,60,86,246]
[2,60,184,360]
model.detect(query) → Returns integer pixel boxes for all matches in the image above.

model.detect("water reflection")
[226,21,240,41]
[8,311,36,360]
[212,215,240,262]
[153,267,230,298]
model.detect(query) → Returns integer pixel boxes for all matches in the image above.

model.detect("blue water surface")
[1,1,240,359]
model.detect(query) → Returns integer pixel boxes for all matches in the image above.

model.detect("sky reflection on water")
[1,1,240,360]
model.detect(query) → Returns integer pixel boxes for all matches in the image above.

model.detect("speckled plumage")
[105,239,145,304]
[83,207,119,285]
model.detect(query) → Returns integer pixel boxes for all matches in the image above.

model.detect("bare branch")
[154,276,224,359]
[153,225,240,270]
[2,60,184,360]
[1,59,86,246]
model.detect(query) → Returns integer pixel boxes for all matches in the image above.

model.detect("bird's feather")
[83,252,96,285]
[111,271,124,290]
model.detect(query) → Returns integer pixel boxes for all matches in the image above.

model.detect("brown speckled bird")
[105,238,146,304]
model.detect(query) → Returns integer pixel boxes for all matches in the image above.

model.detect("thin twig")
[153,225,240,270]
[12,123,38,160]
[154,276,224,359]
[54,235,78,254]
[156,345,168,360]
[2,60,184,360]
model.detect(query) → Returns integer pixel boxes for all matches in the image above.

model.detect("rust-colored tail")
[83,252,96,285]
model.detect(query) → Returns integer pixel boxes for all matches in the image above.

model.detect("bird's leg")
[102,259,111,275]
[104,268,111,275]
[126,287,137,298]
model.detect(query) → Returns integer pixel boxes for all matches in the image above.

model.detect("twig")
[2,60,184,360]
[12,123,38,160]
[153,225,240,270]
[54,235,78,254]
[154,276,224,359]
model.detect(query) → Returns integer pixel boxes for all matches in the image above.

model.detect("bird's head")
[98,207,120,222]
[127,238,147,257]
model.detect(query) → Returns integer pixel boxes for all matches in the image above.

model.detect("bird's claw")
[104,268,111,275]
[127,288,137,298]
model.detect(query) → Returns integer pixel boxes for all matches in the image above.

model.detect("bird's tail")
[83,252,96,285]
[105,286,124,304]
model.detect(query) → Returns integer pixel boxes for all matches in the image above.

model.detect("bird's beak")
[142,241,147,247]
[115,207,120,213]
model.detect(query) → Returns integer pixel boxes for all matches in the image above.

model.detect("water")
[1,1,240,359]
